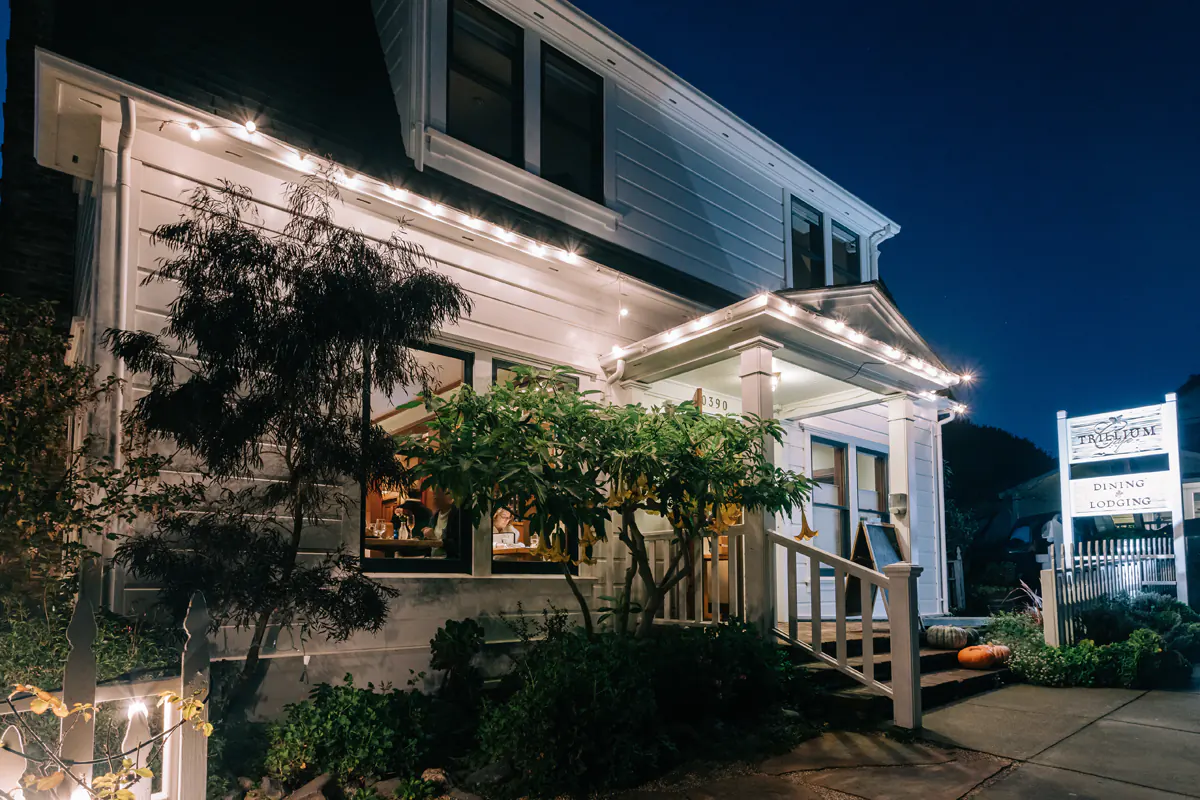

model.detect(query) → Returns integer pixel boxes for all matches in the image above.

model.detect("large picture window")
[856,449,889,525]
[490,358,580,574]
[790,197,825,290]
[540,44,604,203]
[362,345,474,572]
[447,0,524,165]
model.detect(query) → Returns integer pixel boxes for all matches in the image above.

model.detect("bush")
[264,675,431,789]
[1078,592,1199,645]
[477,628,665,799]
[1165,622,1200,662]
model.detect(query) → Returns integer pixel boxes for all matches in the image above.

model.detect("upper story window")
[790,197,825,290]
[541,44,604,203]
[831,222,861,286]
[447,0,524,165]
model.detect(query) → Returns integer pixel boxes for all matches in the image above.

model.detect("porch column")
[887,396,920,564]
[738,338,780,634]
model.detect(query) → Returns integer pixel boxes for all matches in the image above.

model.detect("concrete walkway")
[614,674,1200,799]
[921,678,1200,798]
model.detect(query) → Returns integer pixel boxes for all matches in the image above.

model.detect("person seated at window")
[492,507,520,546]
[423,488,462,559]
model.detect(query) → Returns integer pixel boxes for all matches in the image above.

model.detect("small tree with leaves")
[105,171,471,711]
[402,368,812,637]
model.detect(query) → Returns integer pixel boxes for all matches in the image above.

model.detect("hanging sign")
[1067,404,1167,464]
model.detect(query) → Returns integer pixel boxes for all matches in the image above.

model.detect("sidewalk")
[612,672,1200,799]
[921,678,1200,798]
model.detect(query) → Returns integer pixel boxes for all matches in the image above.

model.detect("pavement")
[612,671,1200,799]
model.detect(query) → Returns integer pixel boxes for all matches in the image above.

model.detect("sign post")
[1057,395,1187,603]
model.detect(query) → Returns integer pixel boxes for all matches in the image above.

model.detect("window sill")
[424,127,622,234]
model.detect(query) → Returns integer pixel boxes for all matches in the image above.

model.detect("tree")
[0,296,192,601]
[402,368,812,638]
[106,172,471,709]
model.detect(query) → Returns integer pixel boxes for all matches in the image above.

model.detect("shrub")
[477,629,665,798]
[264,675,430,789]
[1165,622,1200,662]
[984,611,1043,648]
[429,618,484,705]
[1078,592,1199,645]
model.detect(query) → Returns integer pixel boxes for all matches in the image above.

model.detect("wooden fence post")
[883,563,923,730]
[59,568,97,799]
[176,593,210,800]
[0,725,25,794]
[1040,568,1060,647]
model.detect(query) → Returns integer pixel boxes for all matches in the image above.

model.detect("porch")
[590,283,972,727]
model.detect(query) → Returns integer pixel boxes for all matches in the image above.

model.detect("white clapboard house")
[27,0,970,715]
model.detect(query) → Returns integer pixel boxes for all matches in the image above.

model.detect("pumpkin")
[958,644,1010,669]
[926,625,971,650]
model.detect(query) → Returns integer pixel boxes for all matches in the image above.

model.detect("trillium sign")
[1055,394,1188,602]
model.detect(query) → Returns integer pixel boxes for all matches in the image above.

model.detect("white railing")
[771,533,923,729]
[0,584,210,799]
[594,530,745,627]
[1041,538,1176,646]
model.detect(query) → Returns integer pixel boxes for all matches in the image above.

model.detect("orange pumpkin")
[989,644,1011,664]
[958,645,1004,669]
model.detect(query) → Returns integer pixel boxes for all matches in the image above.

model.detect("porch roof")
[599,282,968,400]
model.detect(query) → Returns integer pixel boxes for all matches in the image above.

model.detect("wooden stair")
[788,622,1007,720]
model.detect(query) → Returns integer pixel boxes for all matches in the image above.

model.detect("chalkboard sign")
[845,520,903,615]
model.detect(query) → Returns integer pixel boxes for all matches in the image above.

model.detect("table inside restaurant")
[364,537,442,557]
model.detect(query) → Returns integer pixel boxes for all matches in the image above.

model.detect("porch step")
[798,647,960,686]
[826,666,1009,718]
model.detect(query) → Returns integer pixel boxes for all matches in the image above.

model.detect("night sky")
[2,2,1198,450]
[570,0,1200,450]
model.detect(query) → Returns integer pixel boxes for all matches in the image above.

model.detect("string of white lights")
[173,113,976,397]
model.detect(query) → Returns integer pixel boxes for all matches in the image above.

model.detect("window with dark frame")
[447,0,524,166]
[811,439,851,567]
[856,449,889,525]
[490,358,580,574]
[540,44,605,203]
[361,345,475,573]
[790,197,826,290]
[831,221,862,285]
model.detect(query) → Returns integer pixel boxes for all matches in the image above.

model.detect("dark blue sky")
[2,2,1197,449]
[574,0,1200,450]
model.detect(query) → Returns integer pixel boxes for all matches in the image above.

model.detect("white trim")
[425,126,622,232]
[523,28,542,174]
[412,0,432,168]
[427,0,449,133]
[474,0,899,239]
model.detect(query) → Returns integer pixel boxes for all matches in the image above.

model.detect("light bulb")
[665,329,679,342]
[128,701,148,720]
[428,202,444,216]
[562,250,579,264]
[529,243,546,257]
[244,120,257,134]
[611,345,625,358]
[694,316,712,330]
[782,302,797,316]
[619,307,629,317]
[823,318,845,332]
[497,228,515,242]
[847,329,865,344]
[465,216,483,229]
[188,123,202,141]
[960,372,975,383]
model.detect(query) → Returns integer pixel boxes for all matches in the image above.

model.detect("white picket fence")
[772,533,924,729]
[0,585,210,799]
[1041,538,1177,646]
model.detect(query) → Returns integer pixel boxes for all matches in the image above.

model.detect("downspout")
[604,358,626,391]
[933,405,957,614]
[108,96,136,610]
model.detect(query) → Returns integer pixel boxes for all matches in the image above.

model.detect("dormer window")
[831,222,861,286]
[447,0,524,166]
[790,198,825,290]
[541,44,604,203]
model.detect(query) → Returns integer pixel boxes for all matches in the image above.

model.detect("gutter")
[108,95,136,610]
[933,405,958,614]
